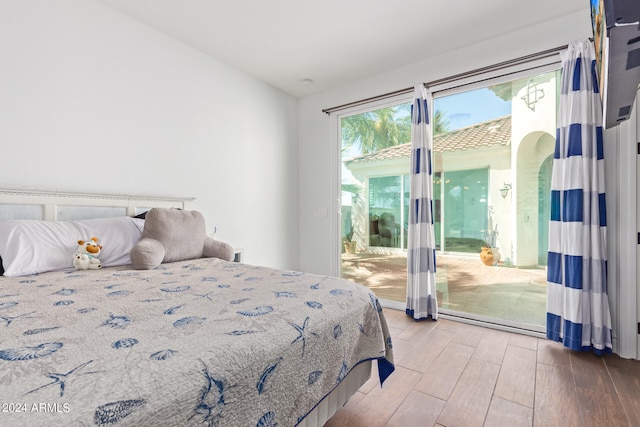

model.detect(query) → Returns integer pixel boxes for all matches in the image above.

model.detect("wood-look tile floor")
[325,309,640,427]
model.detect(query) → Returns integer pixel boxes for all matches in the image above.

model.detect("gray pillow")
[130,208,233,269]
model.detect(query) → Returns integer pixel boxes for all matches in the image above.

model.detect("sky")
[434,87,511,131]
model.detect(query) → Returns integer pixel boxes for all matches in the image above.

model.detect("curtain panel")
[406,84,438,321]
[546,39,612,354]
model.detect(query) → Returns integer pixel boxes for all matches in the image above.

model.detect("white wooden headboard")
[0,188,194,221]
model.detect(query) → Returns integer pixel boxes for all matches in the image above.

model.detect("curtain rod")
[322,44,571,115]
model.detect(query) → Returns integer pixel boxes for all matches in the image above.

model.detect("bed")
[0,189,394,427]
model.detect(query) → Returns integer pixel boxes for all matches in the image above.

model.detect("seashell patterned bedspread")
[0,258,394,426]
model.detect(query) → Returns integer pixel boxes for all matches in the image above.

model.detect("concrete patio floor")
[341,252,547,328]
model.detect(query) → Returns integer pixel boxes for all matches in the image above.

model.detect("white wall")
[0,0,299,269]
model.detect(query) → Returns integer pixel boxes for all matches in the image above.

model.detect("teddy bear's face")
[84,242,101,254]
[77,238,102,255]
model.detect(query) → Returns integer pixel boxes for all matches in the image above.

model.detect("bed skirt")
[297,360,372,427]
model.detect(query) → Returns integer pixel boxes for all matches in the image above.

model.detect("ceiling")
[98,0,588,98]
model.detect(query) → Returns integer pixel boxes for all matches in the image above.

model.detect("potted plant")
[480,208,500,266]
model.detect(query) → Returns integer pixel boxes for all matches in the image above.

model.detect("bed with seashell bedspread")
[0,257,394,427]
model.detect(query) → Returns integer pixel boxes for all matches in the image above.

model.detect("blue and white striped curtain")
[406,84,437,320]
[546,39,612,354]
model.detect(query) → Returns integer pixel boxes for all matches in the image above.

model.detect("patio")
[341,252,547,328]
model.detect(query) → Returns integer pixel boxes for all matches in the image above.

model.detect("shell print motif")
[329,289,353,297]
[236,306,273,317]
[305,301,323,309]
[107,290,131,297]
[112,338,138,349]
[102,314,131,329]
[308,370,323,385]
[274,291,296,298]
[160,285,190,293]
[23,326,60,336]
[54,300,74,306]
[173,317,206,328]
[256,411,278,427]
[150,349,178,361]
[0,342,63,361]
[53,288,76,296]
[333,325,342,339]
[182,264,204,271]
[94,399,146,426]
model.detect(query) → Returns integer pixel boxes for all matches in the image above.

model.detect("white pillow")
[0,217,144,277]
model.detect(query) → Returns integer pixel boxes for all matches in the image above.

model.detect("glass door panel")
[433,69,559,331]
[339,102,411,303]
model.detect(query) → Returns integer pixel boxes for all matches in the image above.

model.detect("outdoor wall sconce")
[499,183,512,198]
[521,80,545,111]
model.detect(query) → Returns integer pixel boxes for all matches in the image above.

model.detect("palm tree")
[433,110,450,136]
[341,106,410,154]
[342,105,450,155]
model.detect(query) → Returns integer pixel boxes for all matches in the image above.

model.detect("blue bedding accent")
[1,258,394,426]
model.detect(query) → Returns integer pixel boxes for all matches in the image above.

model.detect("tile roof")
[345,115,511,165]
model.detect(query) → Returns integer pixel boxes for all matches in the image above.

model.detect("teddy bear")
[73,237,103,270]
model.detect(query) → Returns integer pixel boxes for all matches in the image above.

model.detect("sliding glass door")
[337,67,559,332]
